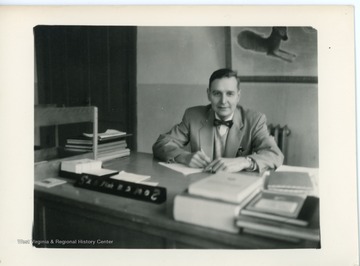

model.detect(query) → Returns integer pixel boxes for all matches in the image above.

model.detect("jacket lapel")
[199,109,215,160]
[224,107,244,157]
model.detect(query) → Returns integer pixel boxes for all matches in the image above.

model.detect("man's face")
[207,77,241,120]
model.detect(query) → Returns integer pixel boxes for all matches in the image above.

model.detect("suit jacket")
[152,105,284,173]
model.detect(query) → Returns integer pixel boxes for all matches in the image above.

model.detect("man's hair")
[208,68,240,90]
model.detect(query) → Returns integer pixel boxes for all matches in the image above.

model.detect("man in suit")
[152,68,283,173]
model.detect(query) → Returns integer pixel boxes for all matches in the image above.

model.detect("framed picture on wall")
[229,26,318,83]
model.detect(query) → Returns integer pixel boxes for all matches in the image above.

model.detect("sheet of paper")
[110,171,151,183]
[35,178,67,188]
[158,162,204,176]
[139,181,159,187]
[83,129,126,138]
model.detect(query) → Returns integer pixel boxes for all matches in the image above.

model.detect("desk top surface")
[34,152,320,249]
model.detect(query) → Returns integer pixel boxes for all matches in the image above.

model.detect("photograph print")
[33,25,319,249]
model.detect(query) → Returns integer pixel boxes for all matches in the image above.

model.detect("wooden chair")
[35,106,98,160]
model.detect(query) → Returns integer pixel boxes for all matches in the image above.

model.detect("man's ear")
[237,89,241,103]
[207,88,211,101]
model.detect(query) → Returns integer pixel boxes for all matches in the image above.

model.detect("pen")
[200,148,214,173]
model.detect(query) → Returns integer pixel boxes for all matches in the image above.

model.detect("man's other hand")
[203,157,251,173]
[175,150,211,168]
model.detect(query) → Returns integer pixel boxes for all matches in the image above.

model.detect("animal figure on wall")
[237,27,297,63]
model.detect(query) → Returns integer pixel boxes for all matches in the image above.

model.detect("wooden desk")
[33,152,320,249]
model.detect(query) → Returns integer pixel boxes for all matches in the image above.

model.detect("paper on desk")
[83,168,118,176]
[110,171,151,183]
[139,181,159,186]
[35,177,67,188]
[158,162,203,176]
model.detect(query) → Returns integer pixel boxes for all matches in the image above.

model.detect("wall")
[240,83,318,167]
[137,26,227,153]
[136,26,318,167]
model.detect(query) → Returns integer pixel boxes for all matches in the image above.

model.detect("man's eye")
[227,92,234,96]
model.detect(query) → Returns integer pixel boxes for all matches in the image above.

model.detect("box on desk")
[58,158,167,204]
[60,158,119,178]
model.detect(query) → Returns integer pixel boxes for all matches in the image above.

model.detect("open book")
[83,129,128,141]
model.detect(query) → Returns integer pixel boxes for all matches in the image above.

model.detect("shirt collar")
[215,112,234,122]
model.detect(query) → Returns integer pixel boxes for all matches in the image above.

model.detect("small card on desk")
[35,178,67,188]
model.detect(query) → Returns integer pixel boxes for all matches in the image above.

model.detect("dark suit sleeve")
[152,110,191,162]
[248,114,284,173]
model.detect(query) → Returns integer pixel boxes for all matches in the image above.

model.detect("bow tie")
[214,119,233,128]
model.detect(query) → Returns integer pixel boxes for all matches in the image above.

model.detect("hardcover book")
[188,171,264,203]
[240,190,318,226]
[236,196,320,242]
[245,190,306,218]
[264,171,314,194]
[173,191,241,233]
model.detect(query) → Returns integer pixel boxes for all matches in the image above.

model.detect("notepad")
[110,171,151,183]
[158,162,204,176]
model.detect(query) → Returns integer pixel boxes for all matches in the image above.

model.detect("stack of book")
[173,171,265,233]
[235,171,320,243]
[65,129,131,161]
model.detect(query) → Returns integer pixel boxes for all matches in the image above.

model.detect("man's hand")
[204,157,252,173]
[175,150,211,168]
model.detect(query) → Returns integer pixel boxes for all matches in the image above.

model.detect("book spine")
[97,150,130,161]
[235,218,319,241]
[63,148,89,153]
[242,228,301,243]
[67,136,130,145]
[173,194,240,233]
[59,170,118,179]
[239,210,309,227]
[97,145,128,153]
[66,140,127,147]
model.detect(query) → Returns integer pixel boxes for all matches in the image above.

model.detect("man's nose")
[220,94,227,104]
